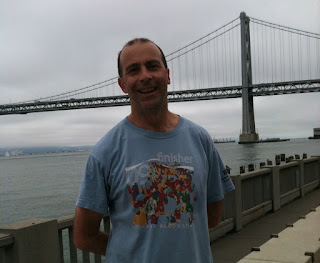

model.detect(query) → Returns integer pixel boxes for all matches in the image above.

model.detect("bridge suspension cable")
[3,14,320,111]
[9,16,242,105]
[12,77,118,105]
[250,17,320,84]
[165,17,239,60]
[250,17,320,39]
[166,16,241,92]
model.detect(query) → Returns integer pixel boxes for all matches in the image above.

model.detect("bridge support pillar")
[239,12,259,144]
[239,133,259,144]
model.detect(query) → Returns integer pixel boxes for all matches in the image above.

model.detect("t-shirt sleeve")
[207,138,235,204]
[76,154,110,215]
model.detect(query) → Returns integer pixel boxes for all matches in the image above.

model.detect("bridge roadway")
[1,79,319,115]
[211,187,320,263]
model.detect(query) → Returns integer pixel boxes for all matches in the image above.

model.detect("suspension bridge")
[1,12,320,143]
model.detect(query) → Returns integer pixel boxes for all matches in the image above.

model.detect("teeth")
[139,87,156,93]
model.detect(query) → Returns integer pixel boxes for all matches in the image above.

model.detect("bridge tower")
[239,12,259,144]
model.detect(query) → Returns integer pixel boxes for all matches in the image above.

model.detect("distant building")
[309,128,320,139]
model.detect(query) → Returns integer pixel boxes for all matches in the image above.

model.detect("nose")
[139,66,152,81]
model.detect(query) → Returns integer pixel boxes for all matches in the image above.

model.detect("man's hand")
[73,206,109,255]
[207,200,223,229]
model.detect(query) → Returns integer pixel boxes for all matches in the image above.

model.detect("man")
[74,38,234,262]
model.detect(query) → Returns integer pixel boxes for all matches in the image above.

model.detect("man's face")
[118,41,170,114]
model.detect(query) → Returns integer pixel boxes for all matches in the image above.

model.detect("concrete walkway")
[211,188,320,263]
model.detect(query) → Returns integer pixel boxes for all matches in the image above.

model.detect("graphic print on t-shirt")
[125,158,196,228]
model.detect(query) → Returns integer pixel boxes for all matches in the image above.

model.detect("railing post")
[0,218,61,263]
[0,233,14,263]
[297,159,305,197]
[266,165,280,212]
[68,227,78,263]
[311,156,320,187]
[103,216,111,232]
[232,175,243,231]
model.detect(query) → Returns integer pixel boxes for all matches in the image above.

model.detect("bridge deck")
[1,79,319,115]
[211,188,320,263]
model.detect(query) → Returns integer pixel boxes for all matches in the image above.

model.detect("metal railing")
[57,215,109,263]
[0,233,14,263]
[1,156,319,262]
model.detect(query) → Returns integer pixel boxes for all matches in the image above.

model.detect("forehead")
[120,42,163,67]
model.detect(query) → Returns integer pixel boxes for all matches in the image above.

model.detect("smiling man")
[73,38,234,263]
[118,39,179,132]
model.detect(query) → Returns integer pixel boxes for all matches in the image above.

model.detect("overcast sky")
[0,0,319,148]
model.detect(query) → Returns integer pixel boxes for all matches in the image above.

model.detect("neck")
[127,110,179,133]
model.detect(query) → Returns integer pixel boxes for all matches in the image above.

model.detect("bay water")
[1,138,319,226]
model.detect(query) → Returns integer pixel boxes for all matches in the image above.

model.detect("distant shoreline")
[0,150,91,160]
[0,138,313,157]
[0,146,93,157]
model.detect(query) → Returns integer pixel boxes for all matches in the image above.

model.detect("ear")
[118,78,128,94]
[167,69,171,85]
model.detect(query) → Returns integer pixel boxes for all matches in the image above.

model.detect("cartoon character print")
[126,160,196,227]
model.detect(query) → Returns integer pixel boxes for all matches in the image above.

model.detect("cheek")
[121,78,135,94]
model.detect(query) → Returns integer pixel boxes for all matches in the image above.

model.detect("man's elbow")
[73,232,87,251]
[73,226,93,252]
[73,227,108,255]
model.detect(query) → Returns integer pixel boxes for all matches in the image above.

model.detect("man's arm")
[73,206,109,255]
[207,199,223,229]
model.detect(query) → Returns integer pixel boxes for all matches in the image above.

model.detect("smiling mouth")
[138,87,157,94]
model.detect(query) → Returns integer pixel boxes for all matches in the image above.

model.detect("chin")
[140,102,166,113]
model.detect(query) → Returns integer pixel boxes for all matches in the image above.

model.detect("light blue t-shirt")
[76,117,234,263]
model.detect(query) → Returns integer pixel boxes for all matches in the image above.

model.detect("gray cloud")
[0,0,319,148]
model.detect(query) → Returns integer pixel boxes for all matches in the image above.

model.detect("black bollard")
[267,159,272,165]
[240,166,245,174]
[280,154,285,162]
[248,163,254,172]
[295,154,300,160]
[260,162,266,168]
[286,157,294,163]
[303,153,307,159]
[275,155,280,165]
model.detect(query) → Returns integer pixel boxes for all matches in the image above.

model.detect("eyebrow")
[146,60,161,66]
[125,60,162,72]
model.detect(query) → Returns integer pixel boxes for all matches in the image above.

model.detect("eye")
[147,62,161,71]
[126,66,140,75]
